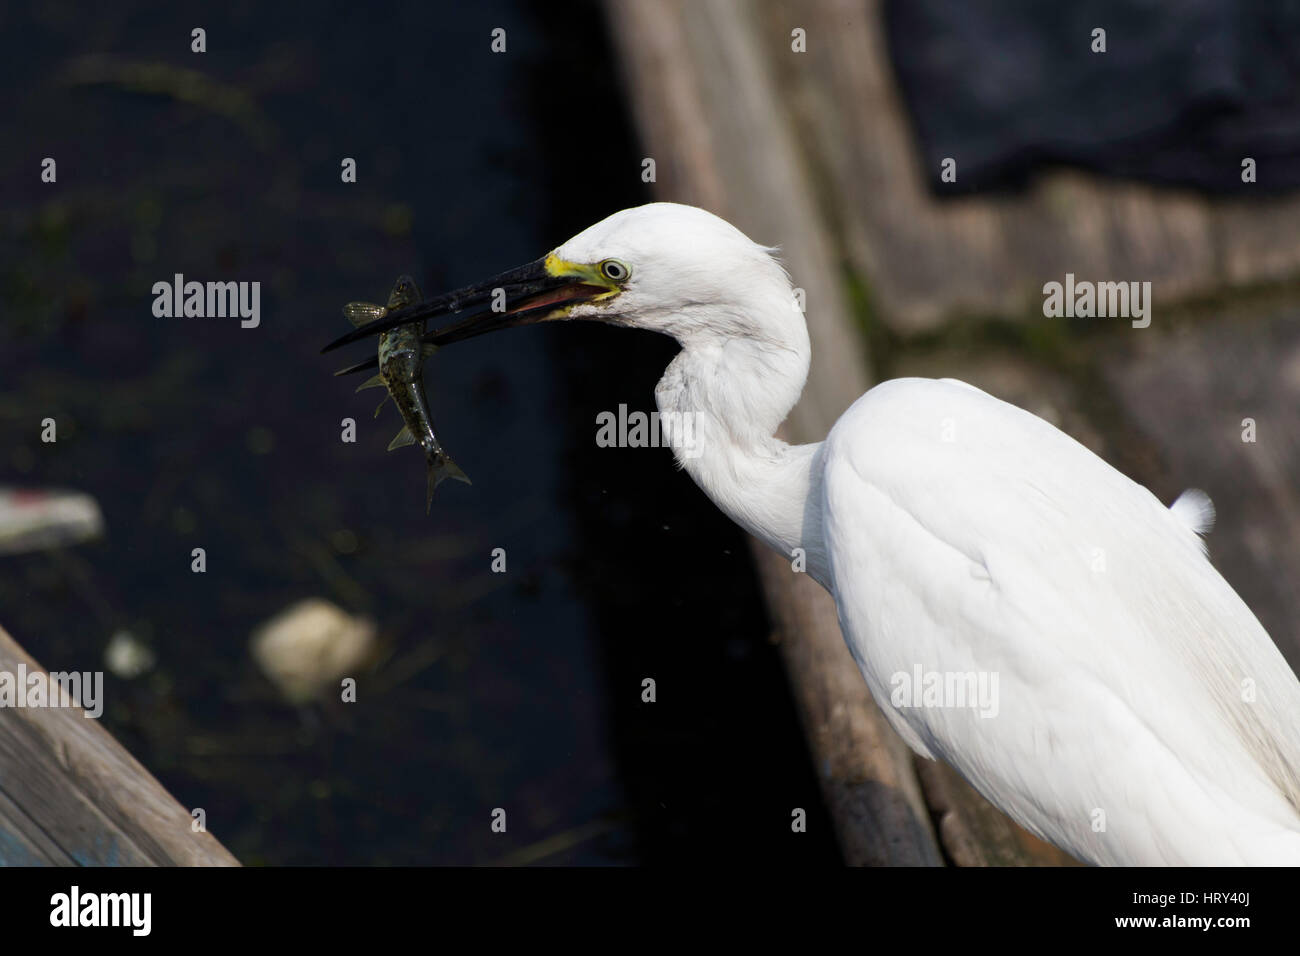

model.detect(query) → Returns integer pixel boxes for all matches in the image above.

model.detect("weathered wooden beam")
[605,0,943,865]
[914,758,1079,867]
[0,624,239,866]
[605,0,1078,865]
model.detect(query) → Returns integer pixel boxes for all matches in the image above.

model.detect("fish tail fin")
[425,451,471,512]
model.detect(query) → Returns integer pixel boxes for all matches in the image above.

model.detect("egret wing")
[821,378,1300,864]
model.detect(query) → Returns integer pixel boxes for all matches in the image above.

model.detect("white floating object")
[105,630,156,680]
[0,488,104,556]
[250,598,376,704]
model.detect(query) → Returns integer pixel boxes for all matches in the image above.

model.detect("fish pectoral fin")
[387,425,416,451]
[357,374,390,417]
[344,302,388,328]
[421,343,439,358]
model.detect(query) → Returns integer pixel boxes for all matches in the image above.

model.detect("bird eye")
[599,259,630,282]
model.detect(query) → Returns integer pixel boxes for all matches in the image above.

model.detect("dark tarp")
[884,0,1300,194]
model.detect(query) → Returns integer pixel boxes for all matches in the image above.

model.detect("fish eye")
[599,259,630,282]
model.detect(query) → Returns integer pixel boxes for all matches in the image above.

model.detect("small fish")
[345,275,470,512]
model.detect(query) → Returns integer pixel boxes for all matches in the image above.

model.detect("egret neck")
[653,308,830,587]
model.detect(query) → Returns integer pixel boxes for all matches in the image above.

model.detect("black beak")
[322,256,607,373]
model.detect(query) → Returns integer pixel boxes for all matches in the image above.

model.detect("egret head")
[322,203,804,361]
[546,203,800,341]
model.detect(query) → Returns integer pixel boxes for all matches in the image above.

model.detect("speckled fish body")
[344,276,469,511]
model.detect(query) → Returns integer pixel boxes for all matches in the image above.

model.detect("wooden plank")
[606,0,943,865]
[0,624,239,866]
[915,759,1079,867]
[0,711,154,866]
[0,785,74,866]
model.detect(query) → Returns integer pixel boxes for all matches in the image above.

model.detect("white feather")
[1171,488,1217,552]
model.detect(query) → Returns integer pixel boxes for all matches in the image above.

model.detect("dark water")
[0,1,837,864]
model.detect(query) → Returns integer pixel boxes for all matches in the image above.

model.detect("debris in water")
[251,598,377,704]
[0,488,104,556]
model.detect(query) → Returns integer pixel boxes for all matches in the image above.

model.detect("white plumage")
[553,203,1300,864]
[823,381,1300,864]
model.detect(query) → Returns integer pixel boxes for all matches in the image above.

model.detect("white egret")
[325,202,1300,865]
